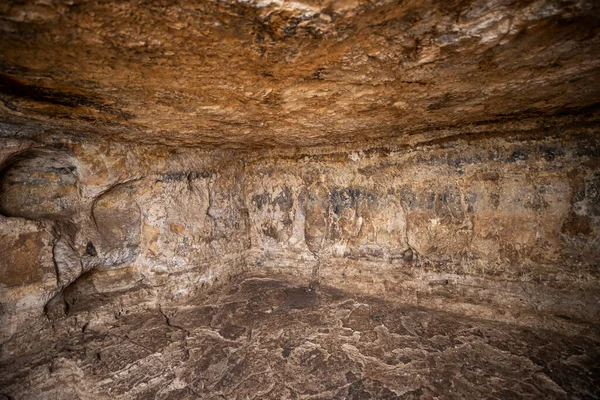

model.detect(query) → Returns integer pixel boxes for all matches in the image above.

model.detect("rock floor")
[1,277,599,399]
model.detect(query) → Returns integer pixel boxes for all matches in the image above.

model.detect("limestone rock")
[92,182,142,266]
[0,150,79,219]
[1,278,599,399]
[0,0,598,148]
[0,215,56,343]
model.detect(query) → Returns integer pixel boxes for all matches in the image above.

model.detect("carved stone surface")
[245,133,600,287]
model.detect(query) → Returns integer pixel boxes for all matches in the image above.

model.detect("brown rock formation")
[0,0,599,399]
[1,0,599,147]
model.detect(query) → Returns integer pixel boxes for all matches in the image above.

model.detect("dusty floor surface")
[1,277,599,400]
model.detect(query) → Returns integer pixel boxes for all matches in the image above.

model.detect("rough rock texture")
[0,0,599,147]
[0,141,248,344]
[0,127,599,398]
[1,278,599,399]
[244,128,600,329]
[1,0,600,399]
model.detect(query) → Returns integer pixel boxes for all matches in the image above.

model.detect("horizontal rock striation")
[0,124,598,348]
[0,142,249,344]
[245,128,600,326]
[0,0,599,147]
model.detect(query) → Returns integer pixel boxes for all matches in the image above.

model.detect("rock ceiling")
[0,0,599,149]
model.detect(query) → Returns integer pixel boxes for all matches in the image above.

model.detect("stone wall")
[244,130,600,329]
[1,127,599,342]
[0,141,248,343]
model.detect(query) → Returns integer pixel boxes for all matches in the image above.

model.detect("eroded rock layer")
[1,0,600,399]
[0,121,599,399]
[0,122,598,341]
[0,0,599,147]
[0,141,249,344]
[245,128,600,329]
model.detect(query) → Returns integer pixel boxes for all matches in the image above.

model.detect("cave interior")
[0,0,599,399]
